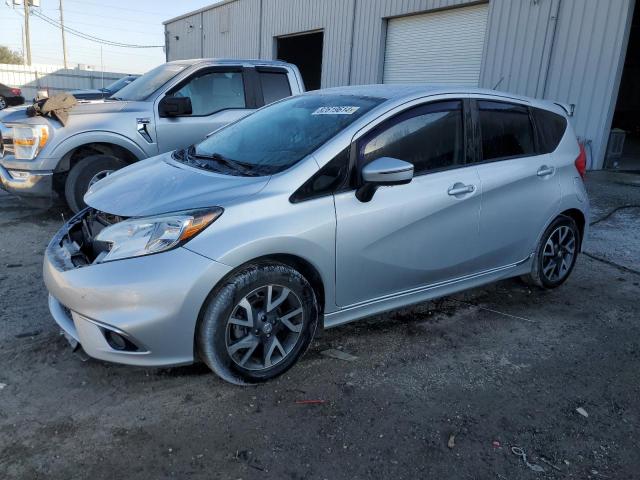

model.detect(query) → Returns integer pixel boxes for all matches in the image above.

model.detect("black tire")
[197,262,319,384]
[527,215,580,289]
[0,95,6,110]
[64,154,127,213]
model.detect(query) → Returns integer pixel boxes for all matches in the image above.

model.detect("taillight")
[575,143,587,179]
[10,88,21,96]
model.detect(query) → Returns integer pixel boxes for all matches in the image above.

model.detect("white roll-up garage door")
[383,4,489,86]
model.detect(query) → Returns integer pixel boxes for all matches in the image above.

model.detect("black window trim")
[471,97,542,164]
[289,146,352,204]
[161,65,253,118]
[354,99,470,184]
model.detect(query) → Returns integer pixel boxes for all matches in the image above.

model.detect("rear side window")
[478,101,535,161]
[260,72,292,105]
[532,107,567,153]
[361,101,464,175]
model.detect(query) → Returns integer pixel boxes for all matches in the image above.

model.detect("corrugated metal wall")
[164,0,635,169]
[203,0,261,58]
[543,0,634,169]
[0,63,125,101]
[259,0,356,87]
[165,13,204,60]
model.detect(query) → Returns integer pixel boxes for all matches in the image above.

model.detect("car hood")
[84,152,270,217]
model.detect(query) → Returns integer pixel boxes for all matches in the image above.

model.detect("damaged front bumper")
[43,208,233,367]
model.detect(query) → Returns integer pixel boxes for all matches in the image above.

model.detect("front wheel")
[64,154,127,213]
[197,263,319,384]
[527,215,580,289]
[0,96,7,110]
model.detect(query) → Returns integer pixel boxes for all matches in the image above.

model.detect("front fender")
[50,131,151,172]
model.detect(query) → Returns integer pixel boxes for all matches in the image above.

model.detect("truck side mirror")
[159,96,192,117]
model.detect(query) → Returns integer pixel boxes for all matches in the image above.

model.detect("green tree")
[0,45,24,65]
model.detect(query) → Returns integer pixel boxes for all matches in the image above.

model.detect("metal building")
[164,0,639,170]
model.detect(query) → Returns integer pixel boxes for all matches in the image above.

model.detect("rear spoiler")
[553,102,575,117]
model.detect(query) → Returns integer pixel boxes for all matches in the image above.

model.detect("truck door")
[154,67,254,153]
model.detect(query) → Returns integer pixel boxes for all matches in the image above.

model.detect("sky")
[0,0,217,74]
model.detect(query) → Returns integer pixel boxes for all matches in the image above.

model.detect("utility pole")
[23,0,32,65]
[59,0,68,68]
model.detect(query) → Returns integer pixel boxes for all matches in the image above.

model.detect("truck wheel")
[0,96,6,110]
[64,154,127,213]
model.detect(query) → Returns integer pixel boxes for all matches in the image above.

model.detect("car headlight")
[95,208,223,262]
[12,124,50,160]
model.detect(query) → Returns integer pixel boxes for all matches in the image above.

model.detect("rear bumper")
[43,214,234,367]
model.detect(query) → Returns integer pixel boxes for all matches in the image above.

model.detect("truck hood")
[84,152,270,217]
[0,100,148,125]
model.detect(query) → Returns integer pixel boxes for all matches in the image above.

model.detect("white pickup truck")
[0,59,305,211]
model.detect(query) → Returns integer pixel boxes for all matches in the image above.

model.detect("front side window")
[259,72,292,105]
[361,101,464,175]
[478,100,535,161]
[186,94,383,175]
[170,71,246,116]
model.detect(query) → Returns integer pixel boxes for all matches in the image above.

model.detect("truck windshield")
[185,94,384,175]
[110,64,187,101]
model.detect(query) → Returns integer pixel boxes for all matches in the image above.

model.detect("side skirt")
[323,255,533,329]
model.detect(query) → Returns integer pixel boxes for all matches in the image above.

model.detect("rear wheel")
[64,154,127,213]
[197,262,319,384]
[527,215,580,289]
[0,96,6,110]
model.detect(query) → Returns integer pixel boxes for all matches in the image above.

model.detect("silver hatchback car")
[44,85,589,384]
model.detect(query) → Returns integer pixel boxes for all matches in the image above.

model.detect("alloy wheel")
[541,225,576,282]
[225,284,304,371]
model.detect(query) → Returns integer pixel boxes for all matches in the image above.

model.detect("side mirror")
[159,96,192,117]
[356,157,413,202]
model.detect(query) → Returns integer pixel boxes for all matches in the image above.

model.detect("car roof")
[305,84,567,115]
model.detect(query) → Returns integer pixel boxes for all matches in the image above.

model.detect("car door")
[334,99,483,307]
[154,67,254,153]
[471,98,561,270]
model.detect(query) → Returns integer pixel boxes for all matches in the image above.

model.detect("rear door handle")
[537,165,555,177]
[448,183,476,196]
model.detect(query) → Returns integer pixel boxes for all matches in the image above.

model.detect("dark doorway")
[276,31,323,91]
[609,0,640,171]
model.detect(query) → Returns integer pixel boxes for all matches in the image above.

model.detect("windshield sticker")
[312,106,360,115]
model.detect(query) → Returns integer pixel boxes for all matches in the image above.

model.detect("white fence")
[0,63,130,102]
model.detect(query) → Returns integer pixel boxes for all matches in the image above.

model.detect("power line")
[30,9,164,48]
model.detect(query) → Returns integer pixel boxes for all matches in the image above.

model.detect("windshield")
[111,64,187,101]
[183,94,383,175]
[104,76,136,94]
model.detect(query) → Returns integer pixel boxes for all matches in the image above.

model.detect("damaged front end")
[47,208,125,271]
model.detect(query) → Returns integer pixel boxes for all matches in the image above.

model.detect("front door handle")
[537,165,555,177]
[448,183,476,196]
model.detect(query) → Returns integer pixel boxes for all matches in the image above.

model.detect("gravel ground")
[1,172,639,479]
